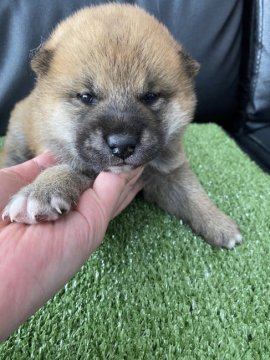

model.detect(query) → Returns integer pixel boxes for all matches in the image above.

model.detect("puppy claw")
[2,193,72,225]
[2,194,29,223]
[51,197,71,215]
[2,210,9,222]
[225,233,242,249]
[55,206,63,214]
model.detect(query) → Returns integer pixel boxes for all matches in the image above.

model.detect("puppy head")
[32,4,199,173]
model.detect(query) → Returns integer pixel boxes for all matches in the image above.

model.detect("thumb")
[77,167,144,226]
[1,152,56,183]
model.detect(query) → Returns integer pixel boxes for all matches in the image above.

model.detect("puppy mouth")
[76,127,162,172]
[78,144,146,172]
[106,164,136,173]
[106,155,143,172]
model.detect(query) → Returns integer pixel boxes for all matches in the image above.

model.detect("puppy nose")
[106,134,137,159]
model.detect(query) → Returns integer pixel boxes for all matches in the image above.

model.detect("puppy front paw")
[2,185,73,224]
[204,215,242,249]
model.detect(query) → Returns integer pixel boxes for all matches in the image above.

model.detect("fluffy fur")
[1,4,241,248]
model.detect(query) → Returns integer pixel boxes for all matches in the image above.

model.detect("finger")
[116,166,144,187]
[77,167,144,224]
[112,180,144,219]
[1,152,56,184]
[93,167,144,220]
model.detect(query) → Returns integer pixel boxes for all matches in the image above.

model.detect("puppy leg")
[0,124,33,168]
[2,165,94,224]
[143,163,241,249]
[1,97,35,168]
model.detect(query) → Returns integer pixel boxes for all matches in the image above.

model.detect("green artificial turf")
[1,123,270,359]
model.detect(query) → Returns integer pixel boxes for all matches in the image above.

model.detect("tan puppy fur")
[1,4,241,248]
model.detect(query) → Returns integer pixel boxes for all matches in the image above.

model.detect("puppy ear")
[179,49,200,78]
[31,45,54,76]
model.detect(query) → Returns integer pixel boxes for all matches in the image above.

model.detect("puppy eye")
[141,92,161,105]
[77,93,97,105]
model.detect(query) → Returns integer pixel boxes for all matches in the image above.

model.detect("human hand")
[0,153,143,341]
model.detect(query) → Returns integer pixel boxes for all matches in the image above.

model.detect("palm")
[0,153,143,341]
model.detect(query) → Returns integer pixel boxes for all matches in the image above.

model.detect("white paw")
[2,193,71,224]
[225,233,242,249]
[204,214,242,249]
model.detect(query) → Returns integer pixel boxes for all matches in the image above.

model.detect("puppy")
[1,4,241,248]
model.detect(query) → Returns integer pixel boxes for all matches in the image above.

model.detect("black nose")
[106,134,138,159]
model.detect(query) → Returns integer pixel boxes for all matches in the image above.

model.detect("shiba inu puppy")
[1,4,241,248]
